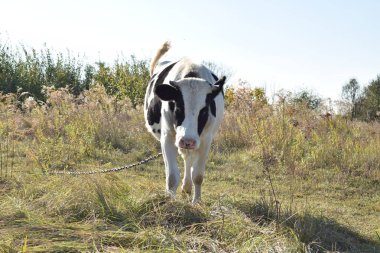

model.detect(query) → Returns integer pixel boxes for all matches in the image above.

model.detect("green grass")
[0,87,379,252]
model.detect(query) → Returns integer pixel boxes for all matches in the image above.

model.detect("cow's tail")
[150,41,171,77]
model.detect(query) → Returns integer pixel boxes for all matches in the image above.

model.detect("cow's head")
[155,76,226,150]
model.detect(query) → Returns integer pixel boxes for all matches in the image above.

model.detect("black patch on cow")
[205,93,217,117]
[155,82,185,127]
[206,93,213,105]
[198,106,209,135]
[196,92,218,135]
[145,62,178,126]
[196,76,226,136]
[173,92,185,127]
[169,101,175,111]
[184,71,199,79]
[147,97,162,125]
[210,100,216,117]
[155,84,180,101]
[155,62,178,88]
[197,93,217,135]
[195,76,226,135]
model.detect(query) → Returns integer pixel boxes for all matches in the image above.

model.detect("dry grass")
[0,86,379,252]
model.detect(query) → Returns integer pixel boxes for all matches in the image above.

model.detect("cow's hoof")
[166,190,177,200]
[192,198,202,205]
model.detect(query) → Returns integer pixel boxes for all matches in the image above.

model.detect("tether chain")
[48,153,162,175]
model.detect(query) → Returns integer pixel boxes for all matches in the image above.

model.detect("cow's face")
[155,77,225,150]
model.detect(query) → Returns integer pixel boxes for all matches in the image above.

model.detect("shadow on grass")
[234,199,380,253]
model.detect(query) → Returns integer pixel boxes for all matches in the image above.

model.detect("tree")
[202,61,232,81]
[342,78,360,119]
[290,89,322,110]
[362,75,380,120]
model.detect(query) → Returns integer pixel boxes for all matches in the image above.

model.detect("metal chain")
[48,153,162,175]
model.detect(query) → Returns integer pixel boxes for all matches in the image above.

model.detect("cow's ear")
[211,76,226,98]
[155,83,180,101]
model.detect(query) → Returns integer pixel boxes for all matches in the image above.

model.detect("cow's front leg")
[192,139,212,203]
[161,133,180,198]
[181,153,193,196]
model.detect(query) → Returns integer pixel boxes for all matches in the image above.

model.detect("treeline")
[0,39,379,120]
[0,40,149,107]
[341,77,380,121]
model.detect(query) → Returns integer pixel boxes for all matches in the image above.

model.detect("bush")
[0,41,93,102]
[0,38,149,107]
[94,56,150,108]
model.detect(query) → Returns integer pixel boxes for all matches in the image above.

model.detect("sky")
[1,0,380,100]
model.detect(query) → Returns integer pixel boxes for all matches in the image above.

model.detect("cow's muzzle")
[178,138,196,149]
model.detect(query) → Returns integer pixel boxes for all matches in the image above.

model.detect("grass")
[0,86,379,252]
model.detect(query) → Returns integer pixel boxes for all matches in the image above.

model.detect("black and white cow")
[144,42,226,203]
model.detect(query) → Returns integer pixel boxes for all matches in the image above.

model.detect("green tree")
[290,89,322,110]
[362,75,380,120]
[342,78,360,119]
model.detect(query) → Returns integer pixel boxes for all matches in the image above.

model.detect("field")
[0,86,379,252]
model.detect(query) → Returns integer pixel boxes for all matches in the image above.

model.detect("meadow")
[0,85,379,252]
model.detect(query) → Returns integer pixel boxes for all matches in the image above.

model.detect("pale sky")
[1,0,380,100]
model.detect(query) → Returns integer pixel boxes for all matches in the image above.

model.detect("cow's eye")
[174,106,185,126]
[175,107,183,114]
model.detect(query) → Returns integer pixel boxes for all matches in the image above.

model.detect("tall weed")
[215,88,380,180]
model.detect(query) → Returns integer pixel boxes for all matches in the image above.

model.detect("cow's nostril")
[179,138,196,149]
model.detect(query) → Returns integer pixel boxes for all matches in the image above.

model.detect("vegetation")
[94,57,149,108]
[0,39,379,252]
[0,38,149,107]
[290,89,322,110]
[0,85,379,252]
[342,77,380,121]
[342,78,360,120]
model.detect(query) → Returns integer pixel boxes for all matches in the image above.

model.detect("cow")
[144,41,226,203]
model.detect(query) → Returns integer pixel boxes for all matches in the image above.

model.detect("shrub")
[0,38,149,107]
